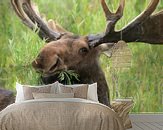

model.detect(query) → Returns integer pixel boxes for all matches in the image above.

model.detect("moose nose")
[32,60,44,73]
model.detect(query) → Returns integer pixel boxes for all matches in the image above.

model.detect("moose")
[11,0,163,106]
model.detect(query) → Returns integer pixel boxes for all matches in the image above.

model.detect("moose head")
[11,0,163,106]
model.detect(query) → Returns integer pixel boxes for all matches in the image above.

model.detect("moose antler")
[101,0,125,33]
[11,0,67,42]
[12,0,163,46]
[88,0,163,47]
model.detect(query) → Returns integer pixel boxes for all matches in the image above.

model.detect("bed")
[0,98,126,130]
[0,82,133,130]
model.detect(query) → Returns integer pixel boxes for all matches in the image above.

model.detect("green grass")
[0,0,162,112]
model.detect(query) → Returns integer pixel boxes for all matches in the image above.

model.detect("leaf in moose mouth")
[55,70,80,85]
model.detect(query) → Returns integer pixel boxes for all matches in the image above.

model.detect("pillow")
[15,82,25,103]
[87,83,98,102]
[22,86,51,100]
[59,84,89,99]
[58,83,99,102]
[15,81,59,103]
[32,93,74,99]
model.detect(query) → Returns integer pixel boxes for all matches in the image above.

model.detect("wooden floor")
[128,114,163,130]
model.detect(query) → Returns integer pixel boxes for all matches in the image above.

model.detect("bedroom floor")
[128,114,163,130]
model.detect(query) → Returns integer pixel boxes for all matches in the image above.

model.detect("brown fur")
[32,36,110,106]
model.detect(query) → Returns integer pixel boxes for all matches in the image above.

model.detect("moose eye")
[79,47,89,55]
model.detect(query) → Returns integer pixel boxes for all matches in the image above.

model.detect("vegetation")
[0,0,162,112]
[56,70,80,85]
